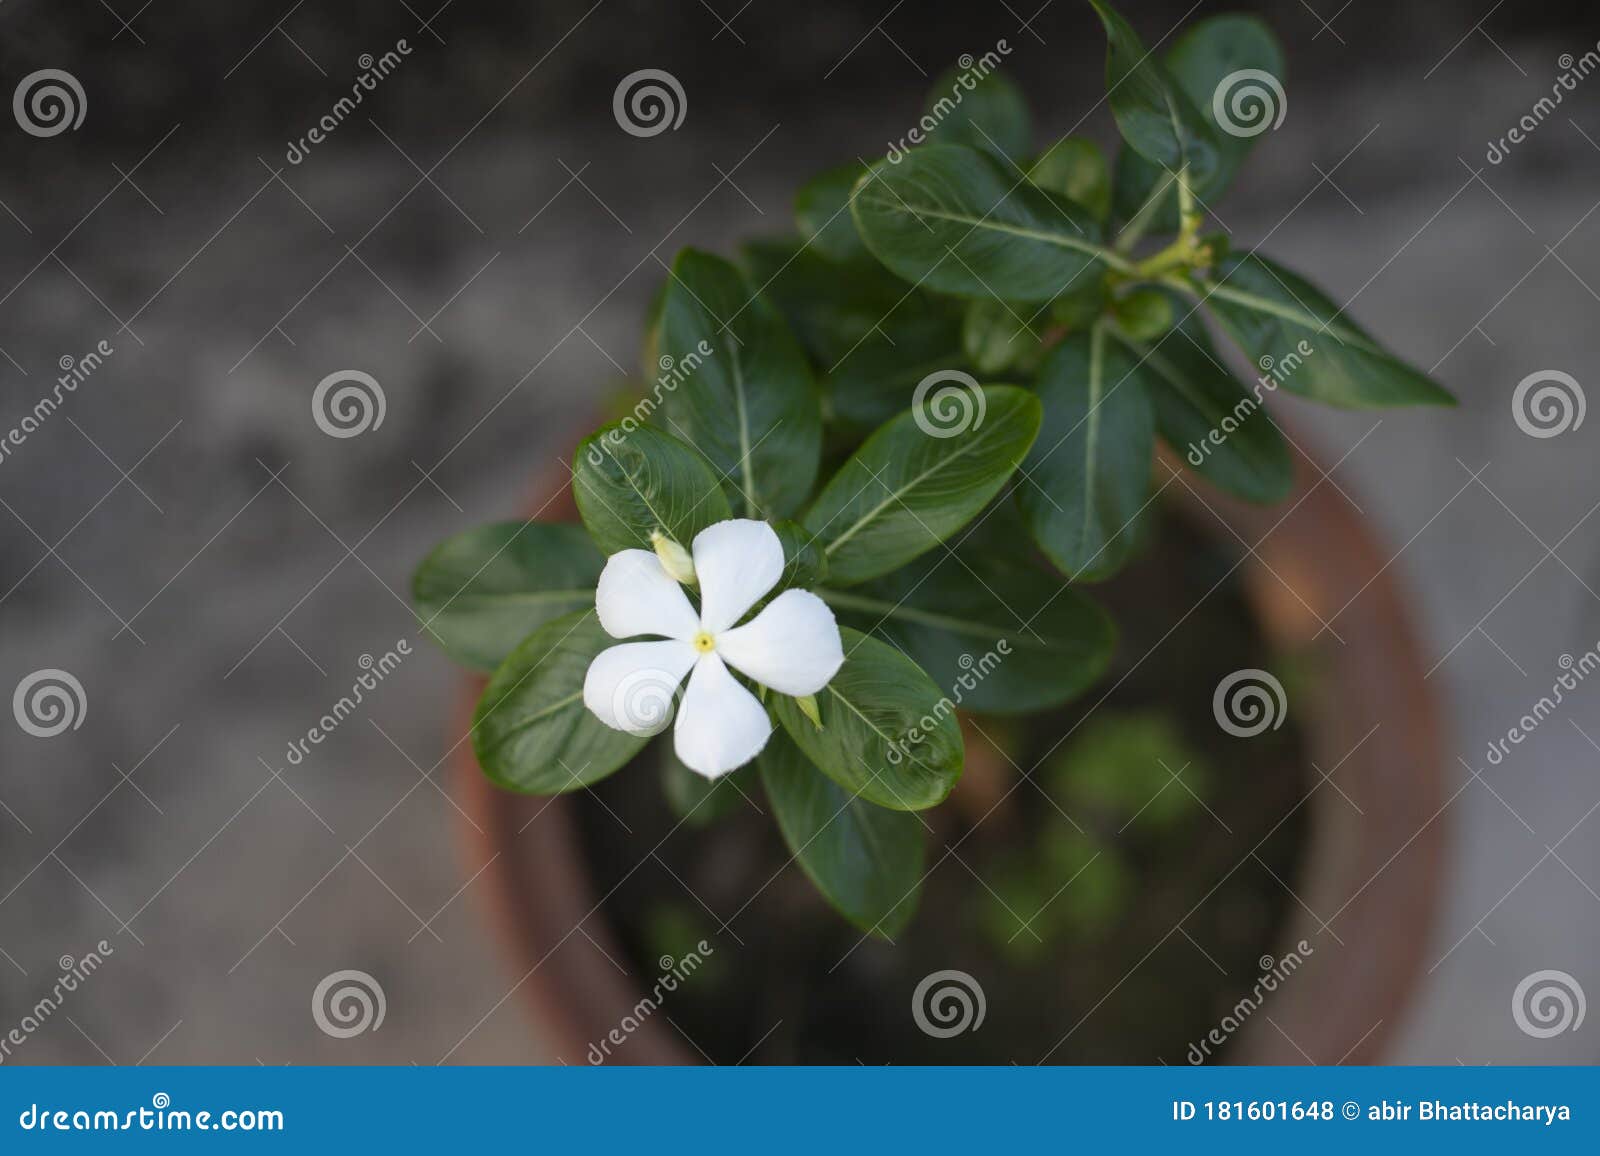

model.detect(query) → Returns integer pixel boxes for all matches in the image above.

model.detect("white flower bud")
[650,530,697,586]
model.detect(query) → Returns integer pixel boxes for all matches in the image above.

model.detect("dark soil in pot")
[569,505,1314,1064]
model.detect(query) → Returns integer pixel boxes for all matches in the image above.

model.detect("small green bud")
[794,693,823,730]
[1113,288,1174,341]
[650,530,697,585]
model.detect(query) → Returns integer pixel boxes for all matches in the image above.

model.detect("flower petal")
[692,519,785,633]
[583,639,697,736]
[673,652,772,778]
[716,589,845,697]
[594,549,700,641]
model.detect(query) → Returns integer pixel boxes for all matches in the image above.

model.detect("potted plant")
[414,0,1451,1064]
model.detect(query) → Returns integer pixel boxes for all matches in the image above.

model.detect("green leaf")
[962,299,1044,374]
[1111,294,1292,503]
[851,145,1115,303]
[741,237,938,365]
[662,749,753,827]
[919,63,1032,163]
[1018,325,1154,581]
[1029,136,1111,222]
[795,163,869,263]
[1111,14,1285,229]
[1089,1,1221,190]
[820,549,1114,715]
[823,315,967,435]
[572,422,732,556]
[759,731,925,937]
[1164,15,1285,180]
[472,610,646,794]
[771,519,828,591]
[1198,253,1456,408]
[412,522,603,673]
[772,628,963,811]
[803,384,1043,586]
[653,248,823,517]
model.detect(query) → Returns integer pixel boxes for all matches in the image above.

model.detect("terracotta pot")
[456,440,1446,1065]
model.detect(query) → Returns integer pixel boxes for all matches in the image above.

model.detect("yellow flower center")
[692,631,716,654]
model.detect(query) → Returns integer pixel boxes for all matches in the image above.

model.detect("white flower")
[583,519,845,779]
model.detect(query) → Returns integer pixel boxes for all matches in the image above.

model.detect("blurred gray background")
[0,0,1596,1064]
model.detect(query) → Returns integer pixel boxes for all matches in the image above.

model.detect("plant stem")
[1175,163,1201,238]
[1109,165,1212,287]
[1113,173,1174,254]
